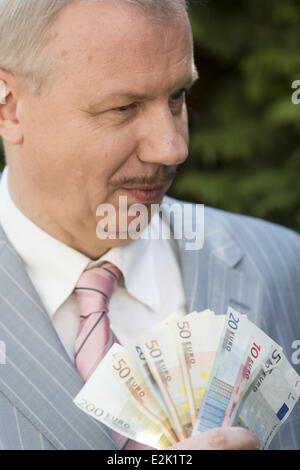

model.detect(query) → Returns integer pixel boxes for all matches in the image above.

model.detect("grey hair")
[0,0,189,95]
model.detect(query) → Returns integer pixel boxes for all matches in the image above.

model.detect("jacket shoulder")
[204,205,300,259]
[166,196,298,243]
[164,196,300,273]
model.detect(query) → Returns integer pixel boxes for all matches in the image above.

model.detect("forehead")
[45,0,195,103]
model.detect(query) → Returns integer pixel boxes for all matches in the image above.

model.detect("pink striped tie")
[74,262,150,450]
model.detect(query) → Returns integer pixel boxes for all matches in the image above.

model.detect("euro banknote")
[223,331,282,426]
[172,310,225,425]
[138,323,193,440]
[74,306,300,450]
[131,311,182,431]
[193,307,281,434]
[107,343,178,445]
[131,344,172,421]
[229,346,300,449]
[73,344,174,449]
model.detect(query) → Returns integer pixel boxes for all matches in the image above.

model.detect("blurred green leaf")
[170,0,300,233]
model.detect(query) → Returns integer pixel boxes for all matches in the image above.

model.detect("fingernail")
[250,432,260,449]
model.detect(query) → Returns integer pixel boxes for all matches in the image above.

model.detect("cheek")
[83,126,138,178]
[21,96,137,197]
[76,129,138,206]
[20,101,76,186]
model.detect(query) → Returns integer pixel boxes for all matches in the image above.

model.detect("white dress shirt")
[0,166,187,361]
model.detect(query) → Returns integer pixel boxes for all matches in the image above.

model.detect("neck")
[6,169,117,259]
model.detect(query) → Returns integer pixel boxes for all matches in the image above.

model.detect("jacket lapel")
[0,228,117,450]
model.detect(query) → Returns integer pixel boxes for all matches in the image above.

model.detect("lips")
[121,186,164,203]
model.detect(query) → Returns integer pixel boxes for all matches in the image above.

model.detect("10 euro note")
[73,344,174,450]
[229,346,300,449]
[172,310,225,425]
[223,328,282,426]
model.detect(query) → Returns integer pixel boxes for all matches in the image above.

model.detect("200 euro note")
[172,310,225,425]
[139,324,192,440]
[106,344,178,445]
[193,307,255,434]
[73,348,173,450]
[229,346,300,449]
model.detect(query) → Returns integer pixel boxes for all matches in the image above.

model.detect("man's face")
[13,0,197,256]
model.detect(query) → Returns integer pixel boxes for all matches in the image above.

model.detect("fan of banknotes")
[74,307,300,450]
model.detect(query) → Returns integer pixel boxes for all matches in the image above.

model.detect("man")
[0,0,299,450]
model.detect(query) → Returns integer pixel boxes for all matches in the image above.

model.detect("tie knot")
[75,262,121,317]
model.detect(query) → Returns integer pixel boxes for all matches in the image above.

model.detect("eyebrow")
[84,68,200,114]
[111,70,200,100]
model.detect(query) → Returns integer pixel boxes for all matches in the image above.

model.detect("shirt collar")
[0,166,183,317]
[0,167,90,315]
[98,214,180,314]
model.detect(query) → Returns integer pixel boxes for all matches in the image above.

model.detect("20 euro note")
[73,346,173,450]
[107,343,178,445]
[172,310,225,425]
[139,324,193,440]
[229,346,300,449]
[193,307,256,434]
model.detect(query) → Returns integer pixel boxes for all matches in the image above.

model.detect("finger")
[202,427,260,450]
[170,427,260,450]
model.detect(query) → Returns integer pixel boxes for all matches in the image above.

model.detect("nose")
[138,107,189,166]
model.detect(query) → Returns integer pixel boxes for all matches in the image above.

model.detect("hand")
[169,427,260,450]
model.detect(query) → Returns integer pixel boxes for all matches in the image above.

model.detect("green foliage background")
[1,0,300,232]
[170,0,300,233]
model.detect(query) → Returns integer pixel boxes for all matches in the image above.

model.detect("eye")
[114,103,137,113]
[171,88,187,102]
[169,88,187,114]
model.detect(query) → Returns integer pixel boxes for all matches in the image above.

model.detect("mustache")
[111,166,179,188]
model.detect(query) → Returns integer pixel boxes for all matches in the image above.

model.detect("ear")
[0,69,24,145]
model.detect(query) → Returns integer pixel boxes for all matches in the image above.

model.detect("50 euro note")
[193,307,258,435]
[107,343,178,445]
[131,344,174,428]
[131,311,183,433]
[138,322,193,440]
[171,310,225,425]
[229,346,300,449]
[73,344,174,450]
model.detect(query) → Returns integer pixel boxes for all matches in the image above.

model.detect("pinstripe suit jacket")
[0,196,299,450]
